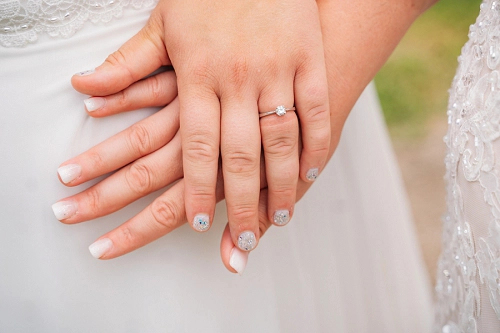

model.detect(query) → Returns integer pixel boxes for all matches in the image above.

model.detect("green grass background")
[375,0,483,139]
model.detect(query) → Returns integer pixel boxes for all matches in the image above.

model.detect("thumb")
[71,14,170,97]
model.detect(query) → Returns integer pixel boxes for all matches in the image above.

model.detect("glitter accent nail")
[306,168,319,182]
[51,201,78,220]
[193,213,210,232]
[84,97,106,112]
[57,164,81,184]
[76,68,95,76]
[237,231,256,251]
[273,209,290,226]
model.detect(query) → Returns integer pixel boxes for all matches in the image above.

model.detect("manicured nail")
[84,97,106,112]
[57,164,81,184]
[237,231,257,251]
[306,168,319,182]
[88,238,113,259]
[76,69,95,76]
[273,209,290,226]
[229,247,248,275]
[51,201,78,220]
[193,213,210,232]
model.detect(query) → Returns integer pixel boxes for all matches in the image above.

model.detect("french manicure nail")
[84,97,106,112]
[88,238,113,259]
[273,209,290,226]
[229,247,248,275]
[237,231,257,252]
[193,213,210,232]
[57,164,81,184]
[306,168,319,182]
[76,68,95,76]
[51,201,78,220]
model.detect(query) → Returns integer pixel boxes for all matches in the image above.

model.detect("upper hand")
[71,0,330,253]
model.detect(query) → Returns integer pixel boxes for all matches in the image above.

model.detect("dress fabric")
[435,1,500,332]
[0,2,432,332]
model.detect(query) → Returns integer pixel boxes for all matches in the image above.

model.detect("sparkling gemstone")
[276,105,286,116]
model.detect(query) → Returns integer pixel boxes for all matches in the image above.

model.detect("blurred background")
[374,0,482,283]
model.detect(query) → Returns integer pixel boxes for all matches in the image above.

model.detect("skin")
[58,0,438,273]
[69,0,332,253]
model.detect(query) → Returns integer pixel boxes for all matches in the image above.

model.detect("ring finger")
[258,82,299,227]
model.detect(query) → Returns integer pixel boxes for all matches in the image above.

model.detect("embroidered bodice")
[0,0,155,47]
[435,1,500,332]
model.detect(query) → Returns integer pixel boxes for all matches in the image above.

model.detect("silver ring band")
[259,105,296,118]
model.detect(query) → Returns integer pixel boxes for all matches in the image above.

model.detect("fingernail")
[76,69,95,76]
[192,213,210,232]
[273,209,290,226]
[84,97,106,112]
[57,164,81,184]
[229,247,248,275]
[51,201,78,220]
[89,238,113,259]
[237,231,257,252]
[306,168,319,182]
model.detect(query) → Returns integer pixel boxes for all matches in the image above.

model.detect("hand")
[54,70,313,273]
[71,0,331,253]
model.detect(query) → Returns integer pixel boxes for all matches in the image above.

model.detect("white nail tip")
[76,68,95,76]
[84,97,106,112]
[229,247,248,275]
[88,238,113,259]
[193,213,210,232]
[51,201,77,220]
[57,164,81,184]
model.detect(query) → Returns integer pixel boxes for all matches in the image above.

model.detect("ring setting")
[259,105,296,118]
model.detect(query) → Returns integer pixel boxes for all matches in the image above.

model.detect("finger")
[259,83,299,227]
[72,13,170,97]
[294,49,331,183]
[220,189,272,274]
[87,179,186,260]
[84,71,177,117]
[221,96,261,251]
[180,86,220,233]
[57,99,180,186]
[52,133,182,224]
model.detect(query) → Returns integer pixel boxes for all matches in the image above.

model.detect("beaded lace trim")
[0,0,155,47]
[435,0,500,332]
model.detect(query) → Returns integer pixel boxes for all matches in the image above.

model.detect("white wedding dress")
[0,2,432,332]
[434,1,500,332]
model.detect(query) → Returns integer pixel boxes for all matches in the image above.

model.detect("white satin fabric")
[0,6,432,332]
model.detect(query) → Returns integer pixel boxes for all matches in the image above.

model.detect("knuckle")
[231,203,258,222]
[148,75,164,103]
[223,149,259,174]
[227,57,250,90]
[118,225,135,247]
[105,49,135,82]
[150,198,180,231]
[270,185,296,198]
[303,104,330,123]
[188,61,216,87]
[115,90,128,109]
[184,135,219,163]
[264,132,297,157]
[85,187,101,212]
[125,162,154,196]
[128,123,154,155]
[87,151,105,170]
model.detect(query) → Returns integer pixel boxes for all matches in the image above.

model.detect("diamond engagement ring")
[259,105,296,118]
